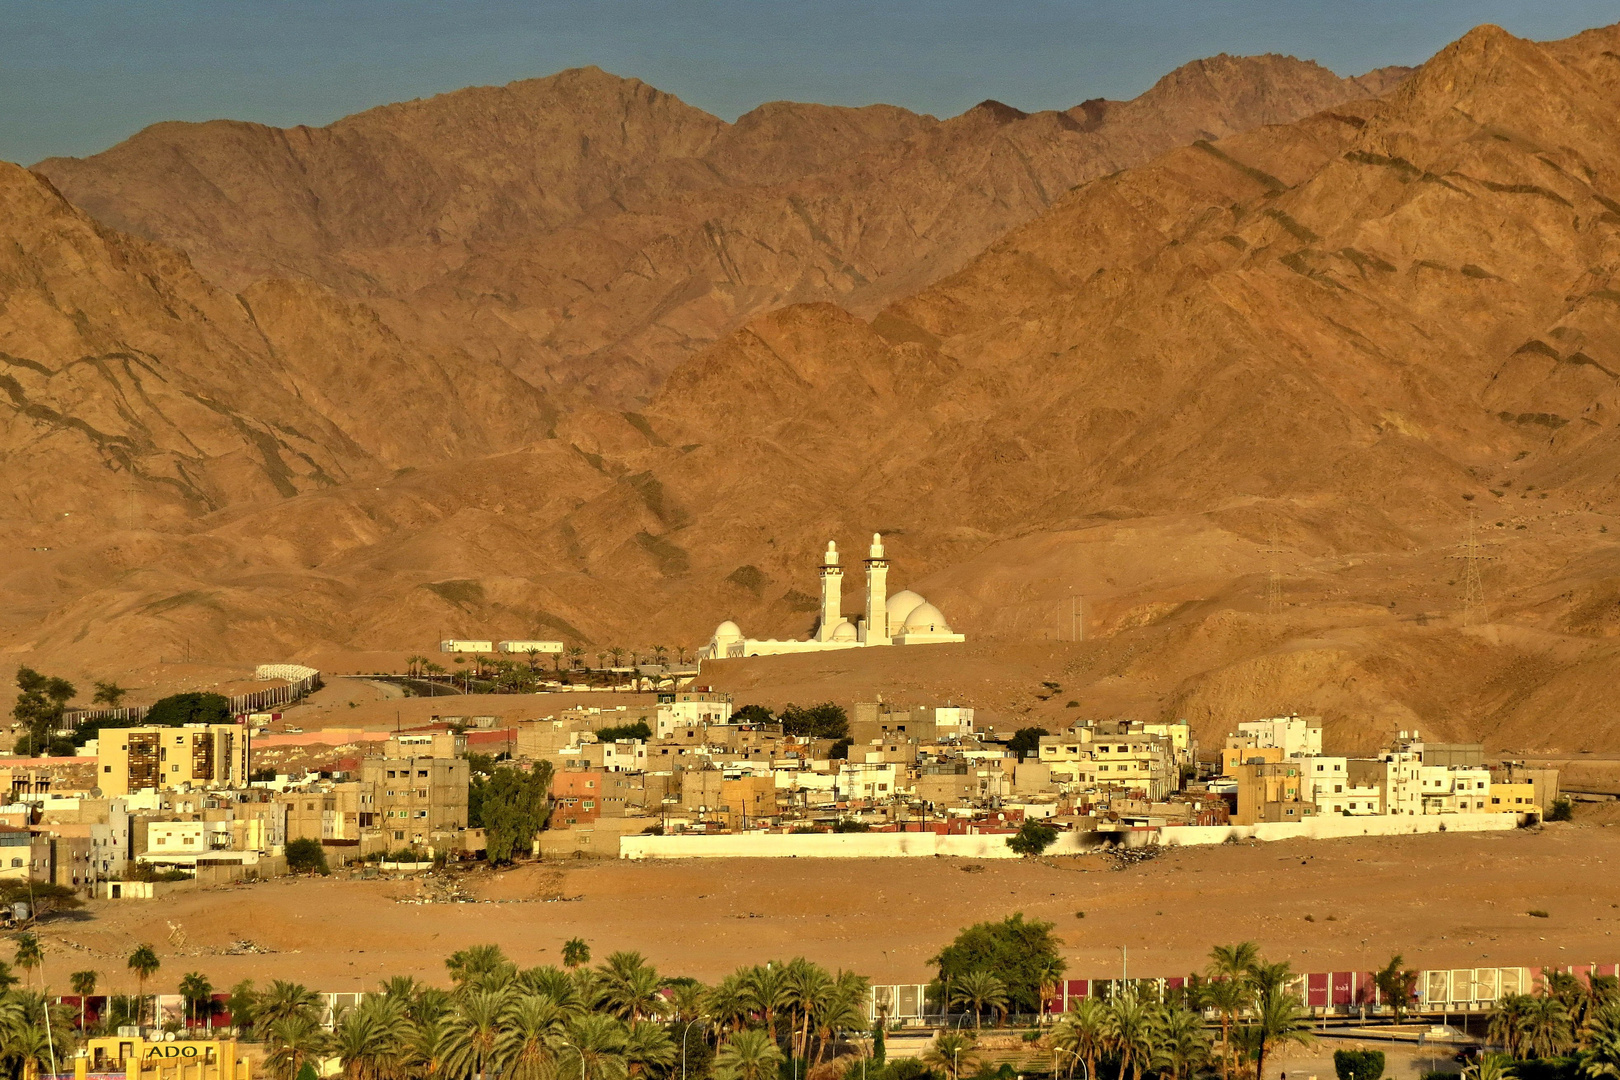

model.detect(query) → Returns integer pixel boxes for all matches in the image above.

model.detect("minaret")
[817,541,843,641]
[864,532,890,645]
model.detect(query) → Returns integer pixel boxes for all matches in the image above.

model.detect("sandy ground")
[35,816,1620,995]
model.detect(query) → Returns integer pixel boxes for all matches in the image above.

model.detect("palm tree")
[333,994,414,1080]
[1152,1002,1211,1080]
[705,976,750,1037]
[608,648,626,669]
[70,970,97,1030]
[1491,994,1530,1059]
[714,1028,784,1080]
[595,652,607,672]
[598,952,664,1022]
[740,963,791,1037]
[265,1013,331,1080]
[437,990,506,1080]
[257,980,322,1028]
[179,971,214,1030]
[1581,1003,1620,1079]
[498,993,570,1080]
[1105,992,1157,1080]
[625,1020,678,1077]
[1250,986,1313,1080]
[1052,998,1108,1080]
[1465,1054,1516,1080]
[126,943,159,1024]
[567,646,585,670]
[783,957,831,1060]
[1201,972,1249,1080]
[811,974,868,1064]
[446,945,511,988]
[950,971,1008,1029]
[13,936,41,991]
[1035,958,1065,1025]
[561,1012,630,1080]
[1208,943,1261,983]
[1522,995,1575,1059]
[227,979,257,1036]
[1374,955,1419,1025]
[922,1032,979,1080]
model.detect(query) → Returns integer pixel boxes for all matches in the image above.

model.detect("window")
[1334,785,1343,793]
[418,770,428,778]
[8,859,18,868]
[104,766,112,773]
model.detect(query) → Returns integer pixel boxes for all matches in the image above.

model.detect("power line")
[1265,523,1283,616]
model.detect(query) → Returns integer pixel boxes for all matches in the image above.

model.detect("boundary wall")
[619,812,1525,859]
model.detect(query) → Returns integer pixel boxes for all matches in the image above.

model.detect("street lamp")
[680,1019,704,1080]
[555,1037,586,1080]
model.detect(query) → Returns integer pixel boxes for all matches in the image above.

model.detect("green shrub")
[1007,819,1059,856]
[1547,798,1574,822]
[285,837,329,875]
[1334,1049,1385,1080]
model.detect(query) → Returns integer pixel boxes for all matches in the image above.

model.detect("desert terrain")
[37,816,1620,992]
[5,20,1620,761]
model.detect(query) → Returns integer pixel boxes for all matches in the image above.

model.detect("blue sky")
[4,0,1617,164]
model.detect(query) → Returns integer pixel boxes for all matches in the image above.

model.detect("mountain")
[8,25,1620,755]
[33,56,1408,404]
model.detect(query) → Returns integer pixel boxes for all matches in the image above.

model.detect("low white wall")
[619,830,1103,860]
[619,814,1525,858]
[1159,812,1525,847]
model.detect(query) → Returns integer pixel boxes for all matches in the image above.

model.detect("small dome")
[886,590,927,626]
[831,619,858,642]
[712,620,743,642]
[902,602,951,633]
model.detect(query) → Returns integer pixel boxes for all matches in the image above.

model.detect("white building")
[440,640,493,654]
[497,640,563,655]
[1299,756,1382,815]
[1235,716,1323,758]
[700,534,964,659]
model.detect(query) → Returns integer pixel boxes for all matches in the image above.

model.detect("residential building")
[1233,761,1317,825]
[360,754,469,849]
[97,723,247,796]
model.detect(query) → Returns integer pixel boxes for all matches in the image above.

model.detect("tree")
[1053,998,1108,1080]
[71,969,97,1029]
[598,951,664,1022]
[1373,955,1419,1025]
[714,1029,784,1080]
[1548,798,1575,822]
[446,945,511,988]
[146,692,231,726]
[778,703,848,740]
[1250,982,1313,1080]
[733,705,772,726]
[1008,727,1050,762]
[596,722,653,743]
[13,667,76,756]
[438,989,505,1080]
[625,1020,677,1078]
[265,1013,330,1080]
[922,1032,980,1080]
[1153,1002,1212,1080]
[91,682,127,708]
[472,761,552,863]
[180,971,214,1029]
[12,934,41,989]
[562,1012,629,1080]
[0,880,84,922]
[255,980,321,1028]
[563,939,592,971]
[332,994,413,1080]
[608,648,626,669]
[127,943,160,1023]
[1202,970,1250,1080]
[227,979,258,1035]
[1521,995,1574,1059]
[931,913,1066,1015]
[1579,1004,1620,1080]
[950,971,1008,1029]
[1467,1053,1514,1080]
[1105,992,1156,1080]
[285,838,329,875]
[1334,1050,1386,1080]
[1007,819,1059,857]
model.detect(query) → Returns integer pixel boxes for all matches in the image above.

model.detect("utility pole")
[1265,523,1283,616]
[1449,511,1495,626]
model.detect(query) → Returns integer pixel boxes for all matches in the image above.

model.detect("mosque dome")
[831,619,858,642]
[886,590,927,627]
[712,620,744,643]
[901,602,951,633]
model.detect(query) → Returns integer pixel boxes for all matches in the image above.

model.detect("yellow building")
[1489,782,1541,814]
[97,725,247,797]
[1221,744,1285,777]
[1233,761,1317,825]
[76,1037,252,1080]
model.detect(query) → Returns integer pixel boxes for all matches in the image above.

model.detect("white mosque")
[699,534,964,660]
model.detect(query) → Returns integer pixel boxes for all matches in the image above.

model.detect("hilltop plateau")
[5,25,1620,755]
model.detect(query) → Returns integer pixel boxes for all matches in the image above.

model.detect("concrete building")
[1299,757,1382,815]
[97,724,247,797]
[1233,761,1317,825]
[360,754,469,849]
[1226,715,1323,761]
[497,640,563,655]
[439,640,493,654]
[699,535,964,658]
[655,690,733,733]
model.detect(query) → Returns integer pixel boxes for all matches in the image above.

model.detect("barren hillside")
[34,56,1407,404]
[6,26,1620,755]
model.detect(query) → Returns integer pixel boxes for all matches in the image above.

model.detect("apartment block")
[360,755,469,848]
[97,723,247,796]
